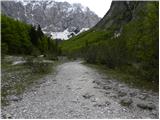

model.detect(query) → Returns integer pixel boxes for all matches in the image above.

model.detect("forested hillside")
[60,1,159,86]
[1,15,60,57]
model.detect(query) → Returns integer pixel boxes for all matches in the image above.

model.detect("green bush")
[25,57,53,74]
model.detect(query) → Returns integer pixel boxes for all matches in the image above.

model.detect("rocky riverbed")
[1,61,159,119]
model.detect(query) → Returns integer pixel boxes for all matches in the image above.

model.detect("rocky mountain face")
[94,1,146,35]
[1,0,100,39]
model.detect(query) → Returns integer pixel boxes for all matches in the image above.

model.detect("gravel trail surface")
[2,61,159,119]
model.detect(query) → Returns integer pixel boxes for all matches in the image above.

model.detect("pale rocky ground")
[1,61,159,119]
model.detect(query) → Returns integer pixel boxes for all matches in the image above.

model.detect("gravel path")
[2,61,159,118]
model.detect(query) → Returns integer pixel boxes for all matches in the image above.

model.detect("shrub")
[24,57,53,74]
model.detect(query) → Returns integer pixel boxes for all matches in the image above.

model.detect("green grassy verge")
[60,30,109,53]
[84,62,158,92]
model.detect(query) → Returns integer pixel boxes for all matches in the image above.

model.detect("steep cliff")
[94,1,147,33]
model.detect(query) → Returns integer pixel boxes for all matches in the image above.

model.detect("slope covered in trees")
[1,15,60,57]
[60,1,159,87]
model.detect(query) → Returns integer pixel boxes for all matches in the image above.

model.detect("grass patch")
[60,30,109,54]
[84,62,158,92]
[1,56,60,106]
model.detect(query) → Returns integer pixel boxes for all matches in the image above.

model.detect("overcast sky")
[55,0,112,17]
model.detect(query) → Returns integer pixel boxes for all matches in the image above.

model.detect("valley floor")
[1,61,159,118]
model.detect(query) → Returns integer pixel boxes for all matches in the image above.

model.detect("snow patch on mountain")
[45,28,89,40]
[51,29,70,40]
[46,1,56,9]
[79,28,89,33]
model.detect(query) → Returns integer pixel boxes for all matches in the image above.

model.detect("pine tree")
[37,24,44,39]
[29,25,38,46]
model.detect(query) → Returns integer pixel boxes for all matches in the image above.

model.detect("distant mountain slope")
[1,0,100,39]
[61,1,145,51]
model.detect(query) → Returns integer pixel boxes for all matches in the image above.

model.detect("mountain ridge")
[1,0,100,39]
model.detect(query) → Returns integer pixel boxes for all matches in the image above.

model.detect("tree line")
[1,15,60,58]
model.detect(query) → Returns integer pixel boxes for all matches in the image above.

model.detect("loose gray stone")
[151,110,158,115]
[137,102,156,110]
[93,101,111,107]
[118,91,127,97]
[103,86,112,90]
[4,113,12,119]
[129,92,137,97]
[92,80,96,83]
[138,93,148,100]
[95,81,101,85]
[120,97,133,106]
[7,95,21,102]
[83,93,93,99]
[93,86,102,90]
